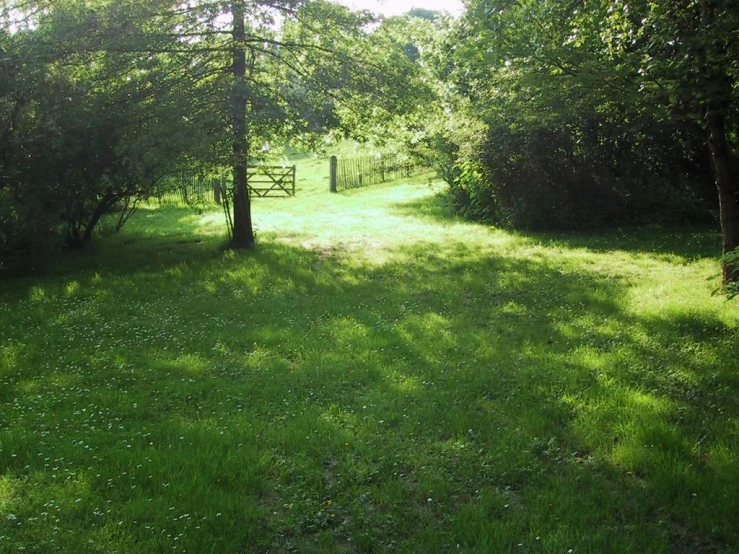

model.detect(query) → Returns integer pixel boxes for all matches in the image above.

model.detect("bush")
[0,188,64,276]
[446,114,715,231]
[723,248,739,299]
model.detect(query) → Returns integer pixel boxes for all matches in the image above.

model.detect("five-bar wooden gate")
[246,165,296,197]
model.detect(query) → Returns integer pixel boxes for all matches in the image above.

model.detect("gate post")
[329,156,337,193]
[213,176,222,204]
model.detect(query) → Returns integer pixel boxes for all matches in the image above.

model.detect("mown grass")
[1,153,738,553]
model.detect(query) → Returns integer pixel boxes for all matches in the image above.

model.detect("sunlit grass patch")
[0,162,737,552]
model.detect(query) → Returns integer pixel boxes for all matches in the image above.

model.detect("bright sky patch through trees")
[336,0,464,17]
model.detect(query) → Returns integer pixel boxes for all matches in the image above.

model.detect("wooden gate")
[246,165,296,197]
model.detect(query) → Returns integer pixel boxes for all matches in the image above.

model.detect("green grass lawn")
[1,153,738,553]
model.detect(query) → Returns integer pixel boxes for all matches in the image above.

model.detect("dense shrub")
[0,188,64,276]
[446,114,715,231]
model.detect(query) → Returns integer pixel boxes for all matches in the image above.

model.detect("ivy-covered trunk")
[230,0,255,249]
[706,106,739,283]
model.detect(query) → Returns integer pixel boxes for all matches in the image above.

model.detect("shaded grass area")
[0,182,738,553]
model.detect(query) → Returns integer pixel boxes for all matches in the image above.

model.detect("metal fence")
[149,174,223,206]
[331,155,432,192]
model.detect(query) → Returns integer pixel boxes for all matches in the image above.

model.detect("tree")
[1,1,225,253]
[326,9,451,162]
[605,1,739,282]
[230,0,253,248]
[113,0,380,249]
[447,0,736,279]
[2,0,391,256]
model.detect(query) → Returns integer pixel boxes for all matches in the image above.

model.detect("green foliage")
[0,188,64,275]
[436,0,735,232]
[1,0,421,260]
[722,248,739,299]
[453,114,715,230]
[327,13,439,146]
[1,2,228,257]
[447,157,494,222]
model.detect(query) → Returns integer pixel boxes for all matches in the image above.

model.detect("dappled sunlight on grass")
[28,285,49,303]
[0,476,18,512]
[0,342,22,375]
[1,171,738,552]
[153,353,210,375]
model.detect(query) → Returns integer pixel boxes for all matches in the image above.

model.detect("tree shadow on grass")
[528,223,722,263]
[0,206,228,299]
[1,222,737,552]
[391,191,722,263]
[315,242,737,551]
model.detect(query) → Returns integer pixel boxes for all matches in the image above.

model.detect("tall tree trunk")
[706,106,739,283]
[230,0,255,249]
[700,3,739,284]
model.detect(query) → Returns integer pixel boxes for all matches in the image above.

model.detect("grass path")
[1,162,738,553]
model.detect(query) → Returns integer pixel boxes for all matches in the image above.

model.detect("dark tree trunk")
[230,0,255,249]
[706,106,739,283]
[67,188,115,248]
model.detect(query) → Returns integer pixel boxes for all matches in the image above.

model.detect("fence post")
[213,176,221,204]
[329,156,338,192]
[292,165,296,196]
[181,172,188,205]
